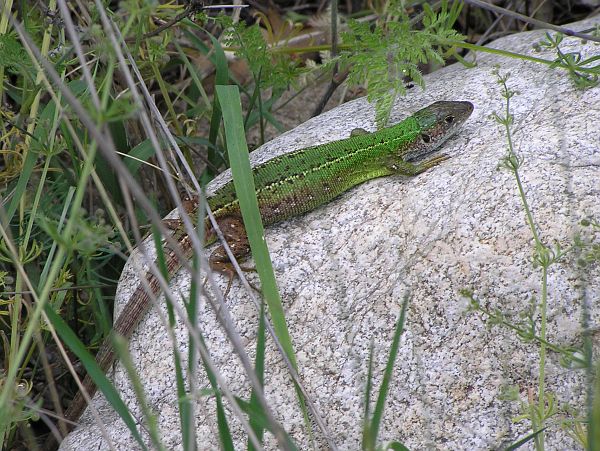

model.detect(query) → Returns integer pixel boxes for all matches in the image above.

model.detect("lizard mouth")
[403,131,460,162]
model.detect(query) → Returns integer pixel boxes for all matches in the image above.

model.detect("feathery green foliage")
[537,32,600,89]
[341,0,465,127]
[220,16,304,92]
[0,34,33,75]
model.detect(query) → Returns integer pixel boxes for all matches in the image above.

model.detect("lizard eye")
[421,133,431,143]
[444,115,455,124]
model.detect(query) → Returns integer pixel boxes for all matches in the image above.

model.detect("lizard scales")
[60,100,473,434]
[205,100,473,245]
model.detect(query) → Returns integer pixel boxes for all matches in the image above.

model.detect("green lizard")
[60,100,473,433]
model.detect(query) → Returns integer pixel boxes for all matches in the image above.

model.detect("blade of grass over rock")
[235,397,297,450]
[112,334,164,451]
[248,301,267,450]
[193,318,236,451]
[217,85,322,448]
[150,223,198,451]
[182,199,235,451]
[364,295,411,450]
[504,427,548,450]
[184,197,236,450]
[181,209,200,451]
[361,341,375,447]
[215,84,297,369]
[217,85,301,449]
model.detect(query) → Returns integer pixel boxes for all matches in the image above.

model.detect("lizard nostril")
[421,133,431,143]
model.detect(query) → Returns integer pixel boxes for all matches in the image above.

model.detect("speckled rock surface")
[61,16,600,451]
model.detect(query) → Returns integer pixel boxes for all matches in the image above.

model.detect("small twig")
[474,0,514,46]
[312,0,342,117]
[125,1,248,42]
[125,0,204,42]
[464,0,600,43]
[311,69,349,118]
[0,284,110,296]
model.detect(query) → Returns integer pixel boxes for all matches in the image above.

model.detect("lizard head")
[403,100,473,162]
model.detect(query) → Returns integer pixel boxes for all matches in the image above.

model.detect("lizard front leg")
[208,215,254,296]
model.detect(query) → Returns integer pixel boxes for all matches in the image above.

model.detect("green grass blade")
[4,144,38,222]
[43,306,148,451]
[194,327,235,450]
[206,33,230,172]
[124,139,158,174]
[361,341,375,447]
[185,196,235,450]
[193,319,235,451]
[366,295,411,450]
[124,136,216,175]
[503,427,548,450]
[215,84,297,369]
[247,301,267,451]
[112,335,164,451]
[181,225,199,451]
[217,85,319,447]
[148,225,197,451]
[235,397,298,450]
[183,28,231,173]
[5,80,87,221]
[385,442,410,451]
